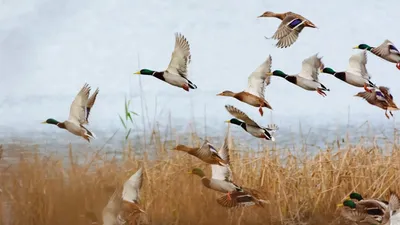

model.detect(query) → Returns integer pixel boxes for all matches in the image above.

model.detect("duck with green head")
[354,39,400,70]
[321,51,377,92]
[134,33,197,92]
[224,105,278,141]
[189,135,268,208]
[338,199,385,225]
[41,83,99,142]
[266,54,330,97]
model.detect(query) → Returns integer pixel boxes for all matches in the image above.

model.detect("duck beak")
[224,120,231,123]
[319,68,324,73]
[134,71,140,75]
[353,46,359,49]
[41,121,47,124]
[266,72,273,76]
[188,171,192,174]
[216,93,223,96]
[337,203,344,207]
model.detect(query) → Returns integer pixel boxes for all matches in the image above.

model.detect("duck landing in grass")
[134,33,197,92]
[172,140,228,166]
[189,129,268,208]
[354,39,400,71]
[217,55,273,116]
[258,11,317,48]
[41,83,98,142]
[355,86,399,119]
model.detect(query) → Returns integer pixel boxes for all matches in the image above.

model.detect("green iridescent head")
[41,118,60,125]
[134,69,155,75]
[342,199,357,208]
[225,118,242,126]
[353,44,372,51]
[268,70,287,77]
[322,67,336,75]
[349,192,363,201]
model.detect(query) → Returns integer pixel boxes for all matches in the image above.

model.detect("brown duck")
[258,11,317,48]
[355,86,399,119]
[173,140,227,166]
[217,55,273,116]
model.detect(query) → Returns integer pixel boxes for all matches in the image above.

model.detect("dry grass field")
[1,127,400,225]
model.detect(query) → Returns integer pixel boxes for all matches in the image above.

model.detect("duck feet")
[182,84,189,92]
[390,111,394,117]
[396,63,400,70]
[317,89,326,97]
[385,111,390,119]
[364,83,373,93]
[258,107,264,116]
[227,192,232,201]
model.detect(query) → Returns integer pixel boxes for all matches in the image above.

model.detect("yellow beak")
[224,120,231,123]
[266,72,273,76]
[353,46,359,49]
[319,68,324,73]
[41,121,47,124]
[188,171,192,174]
[337,203,344,207]
[134,71,140,75]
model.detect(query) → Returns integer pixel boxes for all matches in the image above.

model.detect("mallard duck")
[338,200,385,225]
[339,192,400,225]
[354,40,400,70]
[224,105,278,141]
[216,187,269,208]
[355,86,399,119]
[172,140,227,166]
[102,167,146,225]
[258,11,317,48]
[217,55,273,116]
[41,83,98,142]
[348,192,389,205]
[266,54,329,97]
[321,51,377,91]
[189,131,267,207]
[134,33,197,91]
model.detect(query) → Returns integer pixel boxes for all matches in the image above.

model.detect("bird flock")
[38,10,400,225]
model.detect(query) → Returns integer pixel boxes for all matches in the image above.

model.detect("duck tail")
[187,79,197,89]
[320,83,330,91]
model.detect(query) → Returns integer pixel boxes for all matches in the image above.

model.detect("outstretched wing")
[270,15,299,40]
[102,189,122,225]
[372,39,400,57]
[166,33,191,78]
[347,50,370,79]
[244,55,272,99]
[68,83,91,125]
[122,167,143,204]
[84,87,99,124]
[225,105,260,127]
[211,128,233,182]
[298,54,323,81]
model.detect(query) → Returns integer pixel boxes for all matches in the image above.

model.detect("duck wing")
[347,50,370,80]
[84,87,99,125]
[122,167,143,204]
[371,39,400,57]
[225,105,260,127]
[298,54,324,81]
[166,33,191,78]
[211,130,233,182]
[68,83,91,125]
[244,55,272,99]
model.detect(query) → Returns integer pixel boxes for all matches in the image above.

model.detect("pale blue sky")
[0,0,399,144]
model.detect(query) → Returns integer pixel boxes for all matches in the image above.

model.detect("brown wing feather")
[84,87,99,124]
[225,105,260,127]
